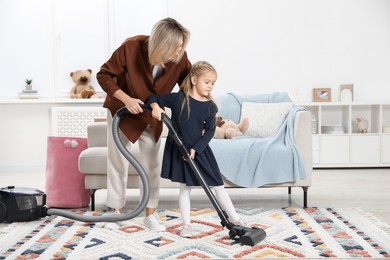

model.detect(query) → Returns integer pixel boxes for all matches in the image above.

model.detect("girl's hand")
[189,149,196,159]
[150,103,165,121]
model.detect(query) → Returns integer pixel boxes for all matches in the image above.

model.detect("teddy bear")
[214,116,249,139]
[70,69,97,99]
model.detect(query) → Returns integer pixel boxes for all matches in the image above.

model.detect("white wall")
[1,0,390,172]
[0,0,52,98]
[1,0,389,101]
[0,0,167,98]
[168,0,390,102]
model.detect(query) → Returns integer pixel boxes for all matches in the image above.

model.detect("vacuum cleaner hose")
[46,107,150,222]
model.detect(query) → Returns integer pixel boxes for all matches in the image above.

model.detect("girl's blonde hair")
[148,17,190,67]
[180,61,217,114]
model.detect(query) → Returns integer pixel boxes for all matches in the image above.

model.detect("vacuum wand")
[142,104,266,246]
[160,113,230,226]
[140,106,226,220]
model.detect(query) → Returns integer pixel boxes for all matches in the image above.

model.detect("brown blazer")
[97,35,191,143]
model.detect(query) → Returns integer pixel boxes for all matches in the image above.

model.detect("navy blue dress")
[146,92,224,187]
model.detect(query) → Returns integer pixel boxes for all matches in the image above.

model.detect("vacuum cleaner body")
[0,186,47,223]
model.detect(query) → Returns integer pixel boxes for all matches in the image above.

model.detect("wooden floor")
[1,168,389,225]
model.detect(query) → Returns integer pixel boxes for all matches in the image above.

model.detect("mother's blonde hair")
[148,17,190,67]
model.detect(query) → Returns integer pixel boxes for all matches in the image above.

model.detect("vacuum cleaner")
[0,106,266,246]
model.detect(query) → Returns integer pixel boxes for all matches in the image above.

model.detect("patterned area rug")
[1,207,390,259]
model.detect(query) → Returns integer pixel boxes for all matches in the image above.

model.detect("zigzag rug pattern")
[1,207,390,259]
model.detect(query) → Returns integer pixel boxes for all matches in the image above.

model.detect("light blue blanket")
[209,92,306,187]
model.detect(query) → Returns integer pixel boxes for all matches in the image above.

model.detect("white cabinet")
[0,99,104,172]
[298,102,390,168]
[350,135,380,164]
[321,135,349,164]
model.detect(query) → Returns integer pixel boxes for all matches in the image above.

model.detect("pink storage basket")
[45,136,90,208]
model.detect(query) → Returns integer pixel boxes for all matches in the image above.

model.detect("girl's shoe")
[231,218,246,226]
[180,224,193,238]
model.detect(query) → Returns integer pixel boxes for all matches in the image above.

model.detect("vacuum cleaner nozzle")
[239,227,267,246]
[228,225,266,246]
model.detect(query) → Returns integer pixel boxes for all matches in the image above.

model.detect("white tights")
[179,184,240,225]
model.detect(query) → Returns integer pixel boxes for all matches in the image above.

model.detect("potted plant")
[25,79,33,91]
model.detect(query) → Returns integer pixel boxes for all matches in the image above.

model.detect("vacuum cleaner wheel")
[0,201,6,223]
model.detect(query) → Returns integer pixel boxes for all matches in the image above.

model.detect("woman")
[97,17,191,231]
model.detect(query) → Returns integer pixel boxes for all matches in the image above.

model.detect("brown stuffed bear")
[70,69,97,99]
[214,116,249,139]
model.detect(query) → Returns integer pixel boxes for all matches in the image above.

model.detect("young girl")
[147,61,245,237]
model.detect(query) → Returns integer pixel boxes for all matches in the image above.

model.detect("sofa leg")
[90,189,96,211]
[302,186,309,208]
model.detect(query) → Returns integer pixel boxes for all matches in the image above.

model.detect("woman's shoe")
[113,208,122,214]
[143,212,166,232]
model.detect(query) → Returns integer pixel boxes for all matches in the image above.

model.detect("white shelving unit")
[297,102,390,168]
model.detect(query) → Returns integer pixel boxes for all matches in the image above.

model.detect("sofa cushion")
[219,92,292,123]
[241,102,293,138]
[78,143,164,176]
[78,147,108,174]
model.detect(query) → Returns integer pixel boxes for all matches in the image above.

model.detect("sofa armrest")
[294,110,313,182]
[87,122,107,147]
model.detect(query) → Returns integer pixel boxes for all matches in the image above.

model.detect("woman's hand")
[113,89,144,114]
[124,97,144,114]
[150,103,165,121]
